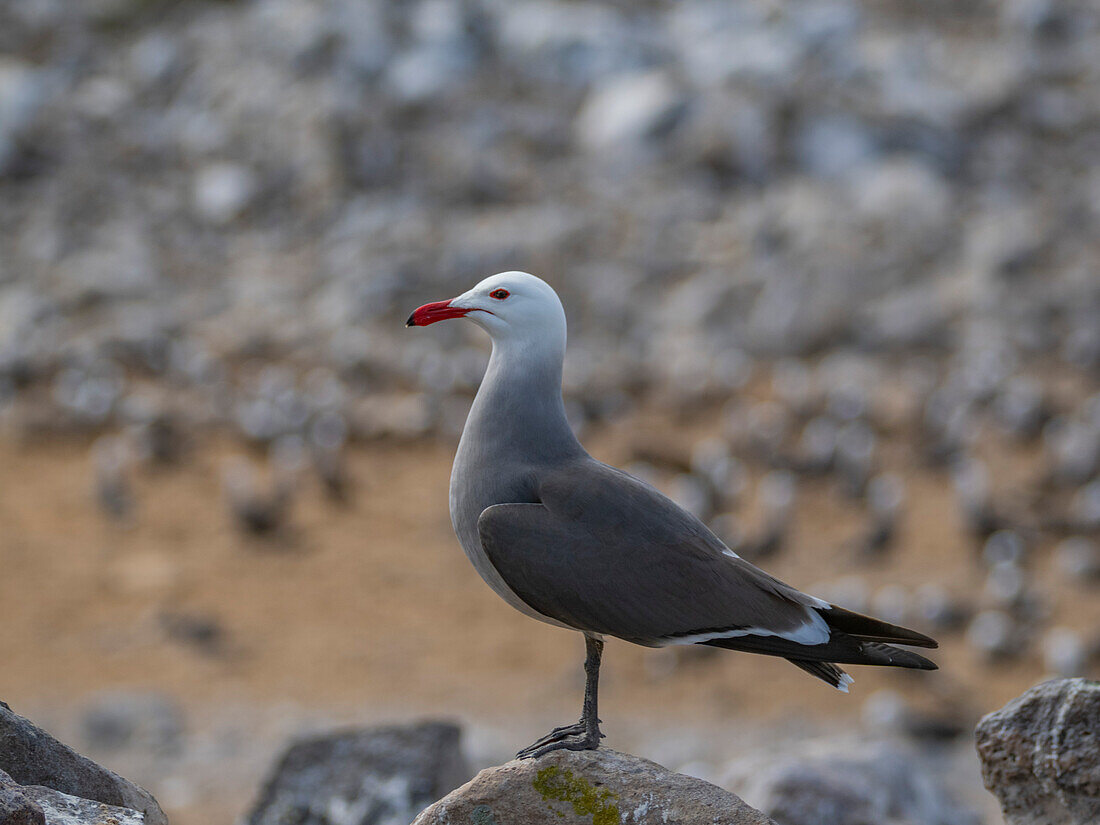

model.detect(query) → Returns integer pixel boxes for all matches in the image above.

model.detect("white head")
[406,271,567,354]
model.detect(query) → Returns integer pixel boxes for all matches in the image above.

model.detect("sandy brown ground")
[0,403,1092,823]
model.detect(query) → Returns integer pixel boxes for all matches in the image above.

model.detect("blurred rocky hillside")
[0,0,1097,444]
[3,9,1100,824]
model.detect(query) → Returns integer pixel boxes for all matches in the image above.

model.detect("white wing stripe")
[656,608,831,647]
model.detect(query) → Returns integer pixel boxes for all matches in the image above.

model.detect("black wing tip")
[909,653,939,671]
[703,633,939,672]
[890,630,939,650]
[890,623,939,649]
[821,604,939,649]
[866,641,939,671]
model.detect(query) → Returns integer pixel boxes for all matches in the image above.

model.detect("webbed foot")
[515,724,603,759]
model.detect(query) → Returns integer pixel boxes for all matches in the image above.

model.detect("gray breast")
[449,442,571,628]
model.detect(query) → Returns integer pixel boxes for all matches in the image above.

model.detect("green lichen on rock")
[533,765,621,825]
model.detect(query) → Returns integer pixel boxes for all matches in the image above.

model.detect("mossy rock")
[413,747,775,825]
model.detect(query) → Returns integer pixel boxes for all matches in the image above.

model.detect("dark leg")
[516,634,605,759]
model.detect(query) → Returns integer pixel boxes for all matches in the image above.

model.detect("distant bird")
[407,272,938,759]
[311,443,351,503]
[91,435,135,522]
[308,410,352,503]
[221,457,294,537]
[735,470,795,562]
[159,610,227,657]
[135,412,186,466]
[951,458,1006,539]
[856,473,905,557]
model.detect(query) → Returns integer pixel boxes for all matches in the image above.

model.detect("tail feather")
[847,639,938,669]
[702,632,938,670]
[787,659,853,692]
[692,603,938,691]
[820,605,938,648]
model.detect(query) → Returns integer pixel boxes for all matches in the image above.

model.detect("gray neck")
[463,337,584,465]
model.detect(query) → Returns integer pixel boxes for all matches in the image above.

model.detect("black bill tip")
[405,313,417,327]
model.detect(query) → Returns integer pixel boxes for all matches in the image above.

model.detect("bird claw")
[548,720,587,738]
[516,722,585,756]
[514,730,602,761]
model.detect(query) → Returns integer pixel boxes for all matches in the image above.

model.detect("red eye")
[490,288,510,300]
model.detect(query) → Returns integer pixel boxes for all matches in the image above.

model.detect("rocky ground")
[7,680,1099,825]
[2,0,1100,823]
[0,0,1098,442]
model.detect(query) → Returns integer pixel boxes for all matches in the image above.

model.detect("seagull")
[406,272,937,759]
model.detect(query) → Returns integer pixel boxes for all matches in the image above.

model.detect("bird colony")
[0,0,1099,697]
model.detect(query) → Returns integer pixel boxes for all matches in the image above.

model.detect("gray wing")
[476,458,829,646]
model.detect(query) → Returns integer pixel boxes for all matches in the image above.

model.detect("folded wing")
[477,458,936,684]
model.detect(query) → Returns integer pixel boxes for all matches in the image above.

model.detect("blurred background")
[1,0,1099,822]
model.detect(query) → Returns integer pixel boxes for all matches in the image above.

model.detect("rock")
[1040,628,1088,677]
[73,76,131,121]
[128,33,179,89]
[666,3,808,87]
[246,720,470,825]
[575,71,685,151]
[860,690,967,744]
[1071,481,1100,530]
[983,530,1026,567]
[770,359,816,413]
[976,678,1100,825]
[725,740,980,825]
[1043,418,1100,485]
[53,221,160,307]
[860,283,953,349]
[413,748,775,825]
[191,162,257,225]
[850,160,951,238]
[495,2,629,84]
[0,769,45,825]
[382,45,472,105]
[793,115,877,180]
[1055,538,1100,581]
[966,609,1020,660]
[78,691,185,756]
[992,376,1047,437]
[0,58,45,175]
[0,703,165,825]
[19,785,145,825]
